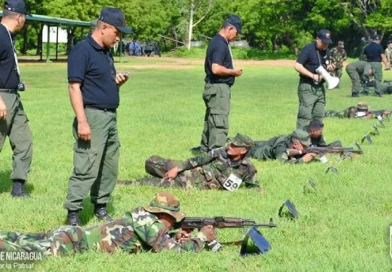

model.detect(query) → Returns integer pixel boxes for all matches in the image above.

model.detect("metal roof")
[0,11,92,27]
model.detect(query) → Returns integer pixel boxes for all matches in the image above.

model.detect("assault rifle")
[286,144,363,157]
[175,216,277,230]
[174,217,277,252]
[368,110,391,119]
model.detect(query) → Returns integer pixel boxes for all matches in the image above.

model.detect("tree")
[44,0,110,53]
[186,0,214,49]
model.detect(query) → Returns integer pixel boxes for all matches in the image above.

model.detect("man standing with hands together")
[200,14,243,152]
[64,7,131,226]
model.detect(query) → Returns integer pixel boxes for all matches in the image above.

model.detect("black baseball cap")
[316,29,333,44]
[3,0,29,15]
[225,14,242,34]
[373,34,382,41]
[98,7,132,34]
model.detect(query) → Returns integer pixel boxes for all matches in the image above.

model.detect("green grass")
[1,59,392,271]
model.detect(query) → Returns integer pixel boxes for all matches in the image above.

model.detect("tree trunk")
[187,0,194,50]
[284,32,299,55]
[21,24,28,54]
[66,27,76,55]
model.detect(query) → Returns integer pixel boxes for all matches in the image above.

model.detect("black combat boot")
[11,180,31,198]
[67,210,81,226]
[94,204,113,222]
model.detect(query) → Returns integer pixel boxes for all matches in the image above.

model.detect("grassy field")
[1,56,392,271]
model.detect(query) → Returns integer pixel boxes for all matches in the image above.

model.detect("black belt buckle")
[84,105,116,113]
[103,108,116,113]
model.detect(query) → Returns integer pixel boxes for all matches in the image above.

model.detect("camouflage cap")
[144,192,186,222]
[357,101,369,110]
[230,133,254,148]
[338,41,344,48]
[291,129,311,146]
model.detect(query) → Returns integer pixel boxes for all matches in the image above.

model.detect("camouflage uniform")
[330,42,347,81]
[325,107,357,118]
[0,193,210,256]
[325,102,386,119]
[385,47,392,65]
[249,129,311,163]
[127,133,259,190]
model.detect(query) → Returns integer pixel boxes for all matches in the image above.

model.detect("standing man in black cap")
[294,29,335,131]
[64,7,132,226]
[199,14,243,153]
[363,34,390,97]
[0,0,32,198]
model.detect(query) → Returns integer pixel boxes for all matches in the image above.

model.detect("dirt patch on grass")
[131,64,195,70]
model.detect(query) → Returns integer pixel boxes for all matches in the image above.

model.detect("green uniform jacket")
[250,135,305,163]
[177,148,259,189]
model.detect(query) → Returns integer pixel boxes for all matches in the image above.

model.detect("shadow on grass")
[0,170,11,194]
[62,197,115,226]
[0,171,35,195]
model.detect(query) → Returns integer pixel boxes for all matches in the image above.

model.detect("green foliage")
[12,0,392,56]
[167,46,295,60]
[2,59,392,271]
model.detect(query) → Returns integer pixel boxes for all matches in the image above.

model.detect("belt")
[84,105,116,113]
[0,89,17,93]
[205,82,231,87]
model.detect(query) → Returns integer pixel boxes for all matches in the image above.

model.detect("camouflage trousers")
[142,156,204,189]
[325,110,346,118]
[139,156,219,189]
[0,226,84,257]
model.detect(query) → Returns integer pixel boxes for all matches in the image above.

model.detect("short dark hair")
[2,9,19,19]
[308,119,324,130]
[96,20,104,28]
[222,21,233,30]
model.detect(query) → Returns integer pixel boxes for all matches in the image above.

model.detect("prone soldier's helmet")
[356,102,369,111]
[291,129,311,146]
[230,133,254,149]
[144,192,185,222]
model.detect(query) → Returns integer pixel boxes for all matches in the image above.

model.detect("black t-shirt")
[68,35,119,109]
[0,24,20,89]
[297,42,330,84]
[204,34,234,86]
[364,42,383,62]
